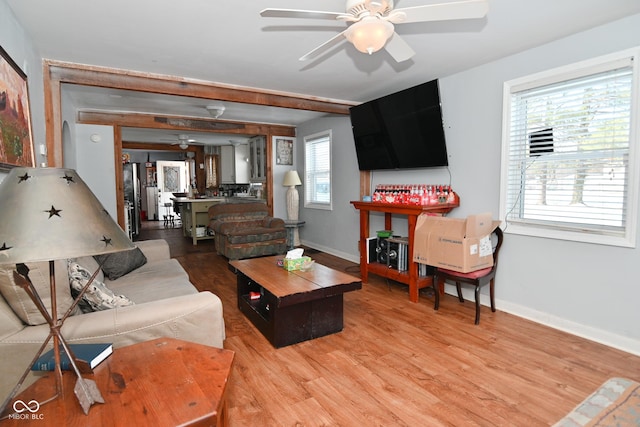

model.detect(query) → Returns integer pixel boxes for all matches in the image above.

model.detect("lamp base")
[286,186,299,221]
[0,264,104,419]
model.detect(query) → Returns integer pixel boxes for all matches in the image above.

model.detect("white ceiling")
[8,0,640,147]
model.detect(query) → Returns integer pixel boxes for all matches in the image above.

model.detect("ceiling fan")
[260,0,489,62]
[161,134,205,150]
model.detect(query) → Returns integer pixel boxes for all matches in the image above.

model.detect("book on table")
[31,343,113,371]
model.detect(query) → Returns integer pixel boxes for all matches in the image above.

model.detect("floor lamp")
[282,170,302,246]
[0,167,134,417]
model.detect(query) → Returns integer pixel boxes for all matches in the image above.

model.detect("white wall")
[299,14,640,355]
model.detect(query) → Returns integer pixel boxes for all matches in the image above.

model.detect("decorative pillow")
[67,260,135,313]
[93,247,147,281]
[0,260,80,326]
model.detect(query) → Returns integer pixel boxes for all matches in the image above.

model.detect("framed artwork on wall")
[0,44,34,170]
[275,136,294,165]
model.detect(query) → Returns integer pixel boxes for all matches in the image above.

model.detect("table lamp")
[0,167,134,416]
[282,170,302,221]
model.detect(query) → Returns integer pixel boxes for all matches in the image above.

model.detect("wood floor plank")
[139,223,640,426]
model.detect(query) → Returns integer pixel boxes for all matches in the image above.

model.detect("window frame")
[499,47,640,247]
[303,130,332,211]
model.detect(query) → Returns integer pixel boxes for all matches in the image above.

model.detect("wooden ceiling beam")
[77,111,296,137]
[47,60,355,115]
[121,142,198,151]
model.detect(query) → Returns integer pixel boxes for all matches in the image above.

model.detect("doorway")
[156,160,190,220]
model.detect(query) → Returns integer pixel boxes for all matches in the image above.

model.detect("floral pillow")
[67,260,134,313]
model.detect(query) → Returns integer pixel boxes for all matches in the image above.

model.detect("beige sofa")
[0,239,225,397]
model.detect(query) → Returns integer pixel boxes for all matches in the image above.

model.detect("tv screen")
[349,79,448,171]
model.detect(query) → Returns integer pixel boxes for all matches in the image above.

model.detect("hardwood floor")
[139,221,640,426]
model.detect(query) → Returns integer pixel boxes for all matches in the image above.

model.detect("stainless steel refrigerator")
[123,163,141,238]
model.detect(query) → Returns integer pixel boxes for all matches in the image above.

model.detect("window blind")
[304,131,331,207]
[504,59,633,238]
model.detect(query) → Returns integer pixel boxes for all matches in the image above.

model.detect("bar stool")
[163,202,175,227]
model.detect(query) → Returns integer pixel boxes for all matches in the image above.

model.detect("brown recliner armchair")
[208,203,287,260]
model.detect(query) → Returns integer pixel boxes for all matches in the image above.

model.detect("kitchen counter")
[172,198,225,245]
[171,197,265,245]
[172,197,226,203]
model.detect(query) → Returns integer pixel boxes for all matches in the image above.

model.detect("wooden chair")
[432,227,503,325]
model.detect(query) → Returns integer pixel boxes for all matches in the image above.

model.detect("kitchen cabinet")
[220,145,235,184]
[249,136,266,182]
[235,143,250,184]
[220,144,250,184]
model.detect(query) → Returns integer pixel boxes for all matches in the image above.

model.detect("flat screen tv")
[349,79,448,171]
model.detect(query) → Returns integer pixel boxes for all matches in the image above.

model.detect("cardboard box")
[283,256,312,271]
[412,213,501,273]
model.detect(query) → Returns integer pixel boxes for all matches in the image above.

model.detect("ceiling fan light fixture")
[179,143,189,150]
[206,105,225,119]
[345,17,394,55]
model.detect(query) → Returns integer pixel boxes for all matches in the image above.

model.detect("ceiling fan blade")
[260,8,344,21]
[391,0,489,24]
[384,32,415,62]
[299,30,348,61]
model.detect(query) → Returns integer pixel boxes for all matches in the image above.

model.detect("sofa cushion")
[94,247,147,280]
[0,287,27,339]
[104,259,195,304]
[224,227,287,245]
[68,260,135,313]
[0,259,80,326]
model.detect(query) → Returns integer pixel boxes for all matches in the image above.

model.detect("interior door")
[156,160,189,218]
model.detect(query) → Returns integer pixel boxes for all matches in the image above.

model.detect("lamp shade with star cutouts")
[0,167,133,265]
[0,167,135,416]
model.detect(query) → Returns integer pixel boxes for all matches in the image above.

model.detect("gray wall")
[297,14,640,354]
[75,124,118,219]
[296,116,361,261]
[439,13,640,353]
[0,0,45,182]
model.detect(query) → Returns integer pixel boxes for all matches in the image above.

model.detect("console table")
[351,197,459,303]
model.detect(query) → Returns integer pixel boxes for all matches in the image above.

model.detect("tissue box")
[283,256,312,271]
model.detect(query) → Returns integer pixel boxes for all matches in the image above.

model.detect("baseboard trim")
[301,240,640,357]
[300,240,359,264]
[449,284,640,357]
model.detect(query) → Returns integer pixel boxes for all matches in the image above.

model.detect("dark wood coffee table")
[2,338,234,426]
[229,256,362,348]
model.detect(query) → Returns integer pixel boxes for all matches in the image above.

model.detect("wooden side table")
[1,338,234,426]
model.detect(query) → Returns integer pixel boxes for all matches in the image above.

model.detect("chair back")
[490,227,504,272]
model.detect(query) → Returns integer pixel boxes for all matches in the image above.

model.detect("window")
[500,48,640,247]
[304,130,332,210]
[204,154,219,188]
